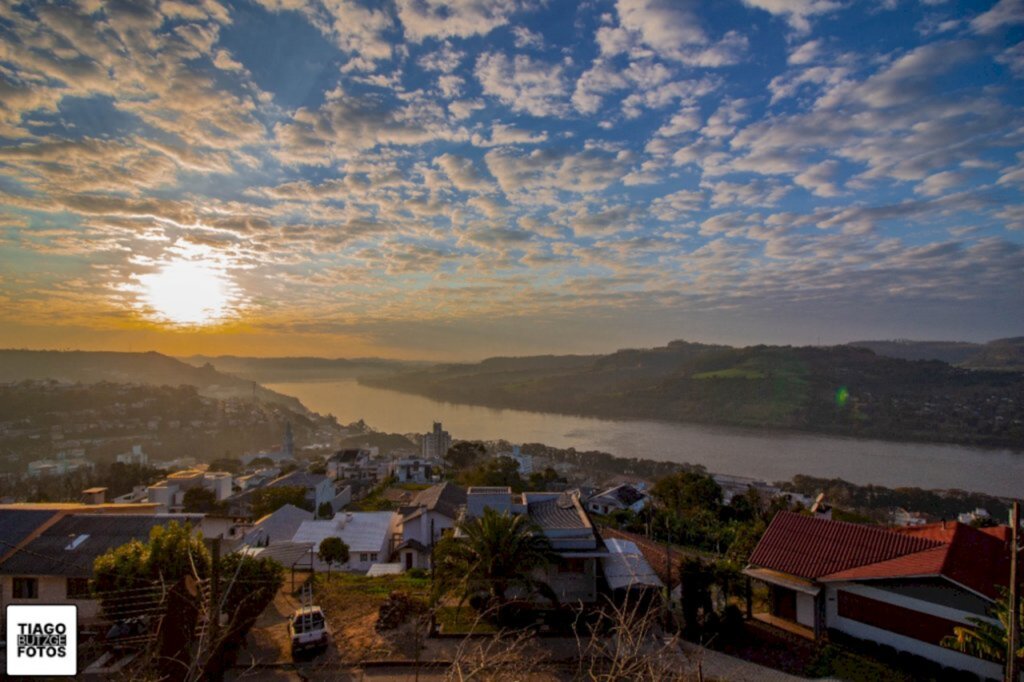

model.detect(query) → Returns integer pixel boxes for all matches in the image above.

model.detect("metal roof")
[0,513,201,577]
[245,504,313,546]
[408,481,466,520]
[601,538,663,591]
[0,509,61,559]
[292,512,394,553]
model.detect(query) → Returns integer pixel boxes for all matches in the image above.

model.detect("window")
[13,577,38,599]
[359,553,369,562]
[558,559,586,574]
[66,577,91,599]
[370,553,378,562]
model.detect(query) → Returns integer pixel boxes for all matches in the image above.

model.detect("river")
[267,380,1024,498]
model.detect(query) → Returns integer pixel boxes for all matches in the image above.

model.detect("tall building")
[421,422,452,459]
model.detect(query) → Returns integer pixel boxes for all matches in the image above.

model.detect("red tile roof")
[748,512,942,580]
[749,512,1019,602]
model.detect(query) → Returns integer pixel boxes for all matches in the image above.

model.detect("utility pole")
[1008,501,1020,682]
[210,536,221,644]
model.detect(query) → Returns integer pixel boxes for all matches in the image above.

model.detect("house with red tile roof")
[744,511,1021,680]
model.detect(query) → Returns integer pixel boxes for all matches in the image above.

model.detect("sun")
[137,258,239,326]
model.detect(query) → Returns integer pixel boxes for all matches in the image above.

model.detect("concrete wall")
[824,582,1005,680]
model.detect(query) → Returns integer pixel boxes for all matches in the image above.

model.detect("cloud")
[970,0,1024,34]
[485,147,632,196]
[434,153,495,192]
[740,0,842,33]
[475,52,570,117]
[397,0,520,42]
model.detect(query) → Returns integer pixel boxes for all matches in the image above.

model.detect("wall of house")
[796,592,815,628]
[0,576,101,632]
[543,558,598,603]
[824,582,1005,680]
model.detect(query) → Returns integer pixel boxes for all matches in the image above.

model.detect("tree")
[317,536,350,575]
[208,457,242,474]
[652,471,722,514]
[433,507,557,615]
[446,441,486,470]
[250,485,311,518]
[183,487,224,514]
[458,456,524,491]
[942,588,1023,664]
[248,456,275,469]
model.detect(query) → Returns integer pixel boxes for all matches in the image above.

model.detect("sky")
[0,0,1021,361]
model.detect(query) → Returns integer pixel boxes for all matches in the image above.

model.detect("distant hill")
[848,337,1024,371]
[0,350,305,411]
[181,355,430,383]
[363,341,1024,449]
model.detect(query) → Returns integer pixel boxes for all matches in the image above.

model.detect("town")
[0,402,1020,681]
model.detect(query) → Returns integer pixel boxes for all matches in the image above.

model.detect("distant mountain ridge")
[181,354,430,383]
[362,340,1023,449]
[848,337,1024,370]
[0,350,305,411]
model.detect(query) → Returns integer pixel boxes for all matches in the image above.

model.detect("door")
[405,552,414,570]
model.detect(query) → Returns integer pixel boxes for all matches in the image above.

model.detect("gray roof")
[407,482,466,520]
[246,504,313,546]
[591,484,646,507]
[241,541,315,568]
[527,493,588,531]
[0,513,201,577]
[267,471,329,490]
[0,509,61,558]
[602,538,663,591]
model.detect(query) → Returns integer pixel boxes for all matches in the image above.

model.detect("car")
[288,605,329,656]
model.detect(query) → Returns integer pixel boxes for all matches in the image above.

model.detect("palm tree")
[942,588,1023,664]
[433,507,558,613]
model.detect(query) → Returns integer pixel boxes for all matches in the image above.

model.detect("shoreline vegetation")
[358,341,1023,451]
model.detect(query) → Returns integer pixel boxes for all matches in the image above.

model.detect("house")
[461,487,607,603]
[115,445,148,466]
[27,456,93,477]
[326,448,376,481]
[890,507,928,527]
[292,511,396,572]
[391,456,441,484]
[137,469,234,513]
[712,474,781,505]
[744,511,1021,680]
[243,503,313,547]
[586,484,649,516]
[392,482,466,570]
[957,507,990,525]
[496,445,532,475]
[0,512,201,628]
[227,471,335,517]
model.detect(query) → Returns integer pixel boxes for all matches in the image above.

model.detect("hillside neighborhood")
[0,414,1020,681]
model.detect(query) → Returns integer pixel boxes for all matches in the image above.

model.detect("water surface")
[268,380,1024,498]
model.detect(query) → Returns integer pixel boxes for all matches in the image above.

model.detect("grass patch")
[396,482,432,491]
[435,606,498,634]
[312,572,432,662]
[693,367,767,380]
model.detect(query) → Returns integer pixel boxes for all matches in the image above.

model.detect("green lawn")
[693,367,767,380]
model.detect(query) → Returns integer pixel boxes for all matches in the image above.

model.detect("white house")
[391,456,441,484]
[745,511,1021,680]
[496,445,533,476]
[115,445,148,466]
[586,484,648,516]
[393,482,466,570]
[292,511,396,573]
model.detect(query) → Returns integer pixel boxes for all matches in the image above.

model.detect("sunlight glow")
[136,257,240,327]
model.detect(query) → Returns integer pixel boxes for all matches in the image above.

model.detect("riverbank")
[267,380,1024,497]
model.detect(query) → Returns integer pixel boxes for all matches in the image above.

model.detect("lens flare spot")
[835,386,850,408]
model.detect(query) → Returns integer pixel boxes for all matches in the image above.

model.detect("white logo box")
[5,604,78,676]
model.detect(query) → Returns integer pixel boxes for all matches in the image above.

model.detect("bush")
[407,568,428,579]
[376,590,427,631]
